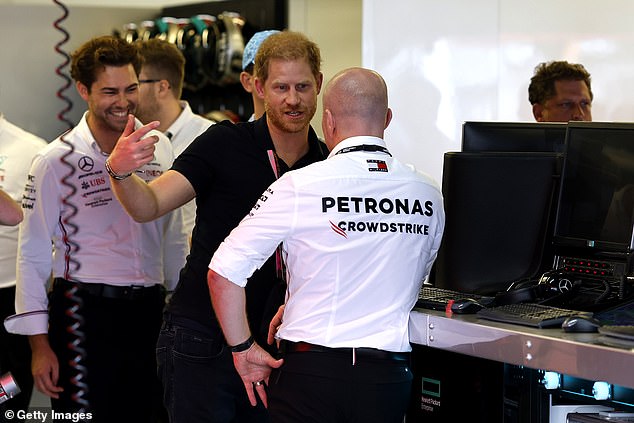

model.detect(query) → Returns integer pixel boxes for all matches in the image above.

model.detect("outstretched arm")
[107,115,195,222]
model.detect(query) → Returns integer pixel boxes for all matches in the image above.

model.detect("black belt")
[279,340,410,362]
[161,312,216,335]
[53,278,163,301]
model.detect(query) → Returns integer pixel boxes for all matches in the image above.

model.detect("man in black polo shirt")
[105,31,327,423]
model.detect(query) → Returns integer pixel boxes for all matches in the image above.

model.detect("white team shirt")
[165,101,214,236]
[0,115,48,289]
[210,135,445,352]
[6,112,188,335]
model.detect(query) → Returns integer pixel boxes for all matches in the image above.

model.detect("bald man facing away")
[207,67,445,423]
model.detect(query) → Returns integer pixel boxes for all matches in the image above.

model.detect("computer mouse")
[561,315,602,333]
[450,298,485,314]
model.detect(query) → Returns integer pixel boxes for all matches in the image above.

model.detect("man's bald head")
[321,67,392,150]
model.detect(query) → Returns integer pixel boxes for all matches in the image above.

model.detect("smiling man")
[4,35,187,423]
[105,30,327,423]
[529,60,593,122]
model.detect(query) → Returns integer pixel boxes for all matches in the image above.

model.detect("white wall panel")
[0,4,155,140]
[363,0,634,183]
[289,0,362,137]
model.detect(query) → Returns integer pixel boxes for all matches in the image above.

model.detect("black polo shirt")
[167,116,327,342]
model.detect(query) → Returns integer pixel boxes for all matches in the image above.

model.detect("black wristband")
[105,159,132,181]
[230,336,254,353]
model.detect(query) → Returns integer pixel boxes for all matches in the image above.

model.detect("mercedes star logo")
[78,156,94,172]
[558,278,573,292]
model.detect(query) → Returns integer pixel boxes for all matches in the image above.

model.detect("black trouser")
[269,342,412,423]
[48,279,166,423]
[157,313,268,423]
[0,286,34,423]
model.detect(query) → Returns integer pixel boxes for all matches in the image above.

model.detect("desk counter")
[409,308,634,389]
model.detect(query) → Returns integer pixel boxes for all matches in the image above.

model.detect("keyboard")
[416,286,494,311]
[476,302,587,328]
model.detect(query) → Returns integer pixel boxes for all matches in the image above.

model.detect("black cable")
[53,1,74,131]
[53,0,89,414]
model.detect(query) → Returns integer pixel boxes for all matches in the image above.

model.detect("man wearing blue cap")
[240,30,280,121]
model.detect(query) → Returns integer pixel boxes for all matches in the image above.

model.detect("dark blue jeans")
[156,313,268,423]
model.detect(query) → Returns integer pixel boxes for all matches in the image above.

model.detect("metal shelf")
[409,308,634,389]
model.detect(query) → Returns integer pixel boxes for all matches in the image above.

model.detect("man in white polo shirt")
[207,67,445,423]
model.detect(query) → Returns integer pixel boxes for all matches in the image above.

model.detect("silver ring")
[253,380,265,386]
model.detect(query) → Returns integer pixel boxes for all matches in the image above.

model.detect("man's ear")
[254,77,265,100]
[239,71,253,93]
[323,109,334,135]
[532,103,545,122]
[315,72,324,94]
[76,81,89,101]
[385,107,393,129]
[158,79,171,95]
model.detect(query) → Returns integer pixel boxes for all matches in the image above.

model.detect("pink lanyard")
[267,150,279,179]
[267,150,286,280]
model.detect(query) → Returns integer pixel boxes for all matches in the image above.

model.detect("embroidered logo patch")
[367,159,388,172]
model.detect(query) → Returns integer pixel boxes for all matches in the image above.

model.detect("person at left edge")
[0,115,47,423]
[3,35,188,423]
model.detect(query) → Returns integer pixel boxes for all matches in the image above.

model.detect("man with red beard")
[105,30,327,423]
[4,35,187,422]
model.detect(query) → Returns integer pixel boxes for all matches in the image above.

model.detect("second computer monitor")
[554,121,634,254]
[462,121,568,153]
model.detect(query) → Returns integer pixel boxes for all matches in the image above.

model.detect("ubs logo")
[78,156,94,172]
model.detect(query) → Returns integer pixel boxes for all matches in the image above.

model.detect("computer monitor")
[553,122,634,254]
[462,121,568,153]
[433,151,563,295]
[548,122,634,309]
